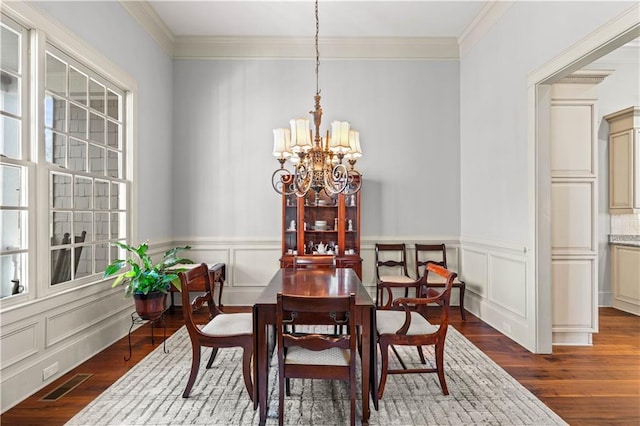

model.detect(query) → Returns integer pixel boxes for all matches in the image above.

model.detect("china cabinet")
[605,106,640,214]
[280,178,362,278]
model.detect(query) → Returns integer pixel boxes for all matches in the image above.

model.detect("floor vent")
[40,373,92,401]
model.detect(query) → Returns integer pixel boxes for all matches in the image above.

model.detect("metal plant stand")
[125,310,168,361]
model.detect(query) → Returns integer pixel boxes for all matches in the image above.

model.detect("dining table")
[252,267,377,425]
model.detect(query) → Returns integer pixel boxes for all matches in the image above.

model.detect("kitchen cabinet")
[605,106,640,214]
[610,243,640,315]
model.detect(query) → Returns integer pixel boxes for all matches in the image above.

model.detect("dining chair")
[179,263,253,401]
[415,243,466,320]
[374,243,415,306]
[292,255,338,332]
[376,262,456,399]
[276,292,358,426]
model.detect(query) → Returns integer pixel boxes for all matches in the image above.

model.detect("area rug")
[66,326,566,425]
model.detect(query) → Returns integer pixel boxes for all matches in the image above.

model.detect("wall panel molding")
[460,237,535,352]
[45,292,132,347]
[0,321,39,370]
[489,253,528,318]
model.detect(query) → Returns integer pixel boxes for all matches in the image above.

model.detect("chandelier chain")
[315,0,320,96]
[271,0,362,198]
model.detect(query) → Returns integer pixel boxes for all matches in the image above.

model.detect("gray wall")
[34,0,175,242]
[1,0,174,412]
[172,59,461,240]
[459,1,635,244]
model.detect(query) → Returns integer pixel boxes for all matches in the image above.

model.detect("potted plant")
[103,241,194,320]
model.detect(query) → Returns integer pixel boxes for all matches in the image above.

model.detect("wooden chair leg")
[435,342,449,395]
[206,347,218,369]
[377,341,390,400]
[285,378,291,396]
[416,345,426,364]
[278,371,285,426]
[183,345,201,398]
[459,283,467,321]
[350,366,356,426]
[241,345,254,402]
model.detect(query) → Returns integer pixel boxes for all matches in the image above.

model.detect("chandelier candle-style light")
[271,0,362,197]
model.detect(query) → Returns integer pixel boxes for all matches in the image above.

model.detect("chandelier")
[271,0,362,197]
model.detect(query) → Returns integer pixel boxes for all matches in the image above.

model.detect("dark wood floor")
[2,307,638,425]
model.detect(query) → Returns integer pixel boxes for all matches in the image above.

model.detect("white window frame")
[1,2,138,307]
[0,14,34,303]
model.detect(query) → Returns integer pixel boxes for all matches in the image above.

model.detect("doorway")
[532,11,639,352]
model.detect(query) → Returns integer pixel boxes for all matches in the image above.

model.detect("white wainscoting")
[459,237,536,352]
[174,237,464,306]
[1,285,133,413]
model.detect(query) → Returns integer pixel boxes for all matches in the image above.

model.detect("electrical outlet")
[43,362,59,381]
[502,322,512,334]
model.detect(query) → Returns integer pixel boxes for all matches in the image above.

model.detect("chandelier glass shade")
[271,0,362,197]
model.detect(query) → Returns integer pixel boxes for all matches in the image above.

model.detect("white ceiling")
[148,0,488,38]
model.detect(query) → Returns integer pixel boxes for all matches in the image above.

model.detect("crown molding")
[458,0,514,57]
[556,69,614,84]
[173,36,459,60]
[119,0,174,56]
[120,1,459,60]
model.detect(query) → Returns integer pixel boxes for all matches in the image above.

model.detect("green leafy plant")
[103,241,194,296]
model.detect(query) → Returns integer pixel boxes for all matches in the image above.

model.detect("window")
[0,11,130,299]
[0,16,29,298]
[45,46,127,286]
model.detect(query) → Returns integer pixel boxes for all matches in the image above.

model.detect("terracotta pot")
[133,292,167,320]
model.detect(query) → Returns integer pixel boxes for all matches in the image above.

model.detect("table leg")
[254,306,268,425]
[361,307,372,425]
[370,308,379,411]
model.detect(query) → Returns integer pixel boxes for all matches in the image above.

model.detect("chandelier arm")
[272,168,296,196]
[323,163,348,195]
[294,163,312,197]
[343,169,362,195]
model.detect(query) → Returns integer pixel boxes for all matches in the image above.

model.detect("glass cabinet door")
[302,190,339,255]
[283,195,298,254]
[344,192,359,256]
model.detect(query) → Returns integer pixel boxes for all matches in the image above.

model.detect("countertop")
[609,234,640,248]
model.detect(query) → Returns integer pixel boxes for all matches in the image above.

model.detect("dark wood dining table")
[252,268,377,425]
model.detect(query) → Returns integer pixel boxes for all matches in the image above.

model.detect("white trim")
[120,0,462,61]
[171,235,461,246]
[555,69,614,85]
[529,4,640,85]
[118,0,174,57]
[173,36,459,60]
[458,0,514,56]
[3,2,137,91]
[460,236,528,255]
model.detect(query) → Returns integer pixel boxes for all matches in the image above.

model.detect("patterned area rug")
[66,326,566,425]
